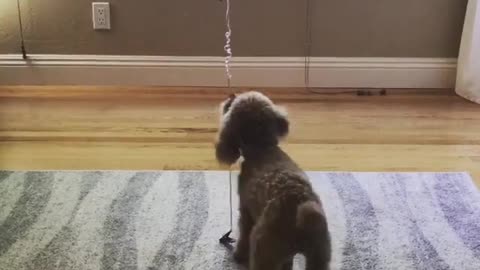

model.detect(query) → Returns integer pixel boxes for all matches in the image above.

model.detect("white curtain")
[456,0,480,104]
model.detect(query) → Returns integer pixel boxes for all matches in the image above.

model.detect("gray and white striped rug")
[0,171,479,270]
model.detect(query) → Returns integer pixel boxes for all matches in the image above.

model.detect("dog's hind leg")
[297,202,331,270]
[249,213,294,270]
[233,206,253,264]
[304,237,331,270]
[305,254,330,270]
[281,259,293,270]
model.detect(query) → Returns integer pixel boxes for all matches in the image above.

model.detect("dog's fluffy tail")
[296,201,331,270]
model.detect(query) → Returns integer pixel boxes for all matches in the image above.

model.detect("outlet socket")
[92,2,110,30]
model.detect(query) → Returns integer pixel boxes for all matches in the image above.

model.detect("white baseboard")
[0,54,457,88]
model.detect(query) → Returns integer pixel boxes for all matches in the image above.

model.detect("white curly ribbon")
[224,0,233,87]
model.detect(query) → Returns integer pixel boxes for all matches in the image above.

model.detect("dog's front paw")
[233,249,249,265]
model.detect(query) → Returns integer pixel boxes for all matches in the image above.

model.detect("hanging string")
[224,0,233,88]
[218,0,235,245]
[228,170,233,231]
[225,0,234,233]
[16,0,27,59]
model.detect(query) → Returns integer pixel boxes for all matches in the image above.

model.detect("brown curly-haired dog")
[215,91,331,270]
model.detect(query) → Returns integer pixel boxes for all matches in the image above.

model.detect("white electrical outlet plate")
[92,2,111,30]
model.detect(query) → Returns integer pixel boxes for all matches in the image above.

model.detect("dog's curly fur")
[215,91,331,270]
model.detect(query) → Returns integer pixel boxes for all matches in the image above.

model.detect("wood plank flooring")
[0,86,479,186]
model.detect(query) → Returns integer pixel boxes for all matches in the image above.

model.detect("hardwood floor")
[0,86,479,186]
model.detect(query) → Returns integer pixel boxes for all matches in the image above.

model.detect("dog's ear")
[276,115,289,138]
[215,121,241,165]
[220,94,237,115]
[275,105,289,138]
